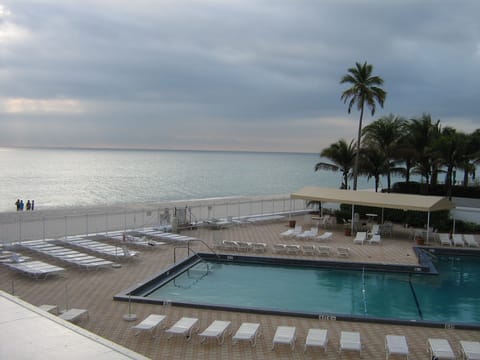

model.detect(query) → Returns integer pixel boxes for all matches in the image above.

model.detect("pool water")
[412,255,480,325]
[134,254,480,327]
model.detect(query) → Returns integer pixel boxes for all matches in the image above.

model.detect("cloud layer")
[1,0,479,152]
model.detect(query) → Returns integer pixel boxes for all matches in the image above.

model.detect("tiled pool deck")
[1,216,479,359]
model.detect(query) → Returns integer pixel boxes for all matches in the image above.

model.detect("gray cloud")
[1,0,479,152]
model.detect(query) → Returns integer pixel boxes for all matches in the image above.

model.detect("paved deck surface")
[1,216,479,359]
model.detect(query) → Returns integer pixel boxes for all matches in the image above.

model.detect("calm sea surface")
[0,147,388,213]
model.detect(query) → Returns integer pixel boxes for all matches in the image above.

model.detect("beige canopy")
[291,186,455,212]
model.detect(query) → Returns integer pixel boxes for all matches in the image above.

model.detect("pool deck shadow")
[1,216,479,359]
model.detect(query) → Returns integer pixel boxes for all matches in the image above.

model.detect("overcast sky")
[0,0,479,153]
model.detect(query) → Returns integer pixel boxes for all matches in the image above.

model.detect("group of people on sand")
[15,199,34,211]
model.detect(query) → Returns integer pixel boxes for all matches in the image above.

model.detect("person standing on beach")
[31,200,35,211]
[20,200,24,211]
[15,199,20,211]
[26,200,31,211]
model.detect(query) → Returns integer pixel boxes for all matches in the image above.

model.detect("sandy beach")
[1,211,479,359]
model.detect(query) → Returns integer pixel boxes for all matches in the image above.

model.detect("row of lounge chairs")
[280,226,333,242]
[438,233,479,247]
[217,240,267,253]
[132,313,479,359]
[272,243,350,257]
[204,215,285,229]
[132,315,260,346]
[20,240,114,270]
[274,327,479,359]
[353,231,382,245]
[56,236,139,259]
[0,251,65,279]
[137,228,197,242]
[216,239,351,257]
[103,231,160,247]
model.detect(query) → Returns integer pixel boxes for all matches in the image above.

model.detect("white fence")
[0,195,309,245]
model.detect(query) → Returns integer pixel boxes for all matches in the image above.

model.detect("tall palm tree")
[315,139,356,189]
[459,129,480,186]
[396,124,418,186]
[340,62,386,190]
[362,114,405,192]
[359,145,388,192]
[406,114,441,191]
[432,127,466,198]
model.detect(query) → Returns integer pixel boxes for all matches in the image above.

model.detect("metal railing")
[0,195,308,244]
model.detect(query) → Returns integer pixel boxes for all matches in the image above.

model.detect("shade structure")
[291,186,455,212]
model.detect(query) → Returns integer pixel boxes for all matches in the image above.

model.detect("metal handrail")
[173,238,220,263]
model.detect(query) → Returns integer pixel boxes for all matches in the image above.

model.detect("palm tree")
[459,129,480,186]
[362,114,405,192]
[315,139,356,189]
[359,145,388,192]
[340,62,386,190]
[406,114,441,192]
[432,127,466,198]
[396,124,418,186]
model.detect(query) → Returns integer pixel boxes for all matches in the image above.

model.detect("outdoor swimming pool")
[117,250,480,329]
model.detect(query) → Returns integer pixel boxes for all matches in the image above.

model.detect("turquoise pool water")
[138,254,480,327]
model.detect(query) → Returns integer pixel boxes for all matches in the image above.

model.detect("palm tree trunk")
[353,104,364,190]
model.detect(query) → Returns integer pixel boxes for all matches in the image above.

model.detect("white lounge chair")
[222,240,239,252]
[438,233,452,246]
[199,320,231,345]
[463,234,479,247]
[296,227,318,240]
[272,244,287,254]
[385,335,409,359]
[251,242,267,253]
[337,247,351,257]
[166,317,199,341]
[317,246,331,257]
[339,331,361,356]
[232,322,261,347]
[452,234,465,247]
[460,340,480,360]
[427,338,455,359]
[353,232,367,245]
[132,314,166,338]
[369,224,380,236]
[38,304,59,315]
[304,328,328,352]
[236,241,252,252]
[5,260,65,279]
[368,234,381,245]
[316,232,333,242]
[285,244,301,255]
[59,308,89,323]
[302,244,316,256]
[280,225,302,238]
[272,326,296,351]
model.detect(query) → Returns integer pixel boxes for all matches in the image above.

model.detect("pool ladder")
[173,261,211,289]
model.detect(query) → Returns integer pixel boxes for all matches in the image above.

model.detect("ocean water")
[0,147,387,213]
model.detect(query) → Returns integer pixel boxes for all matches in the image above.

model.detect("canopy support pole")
[351,204,355,234]
[426,211,431,244]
